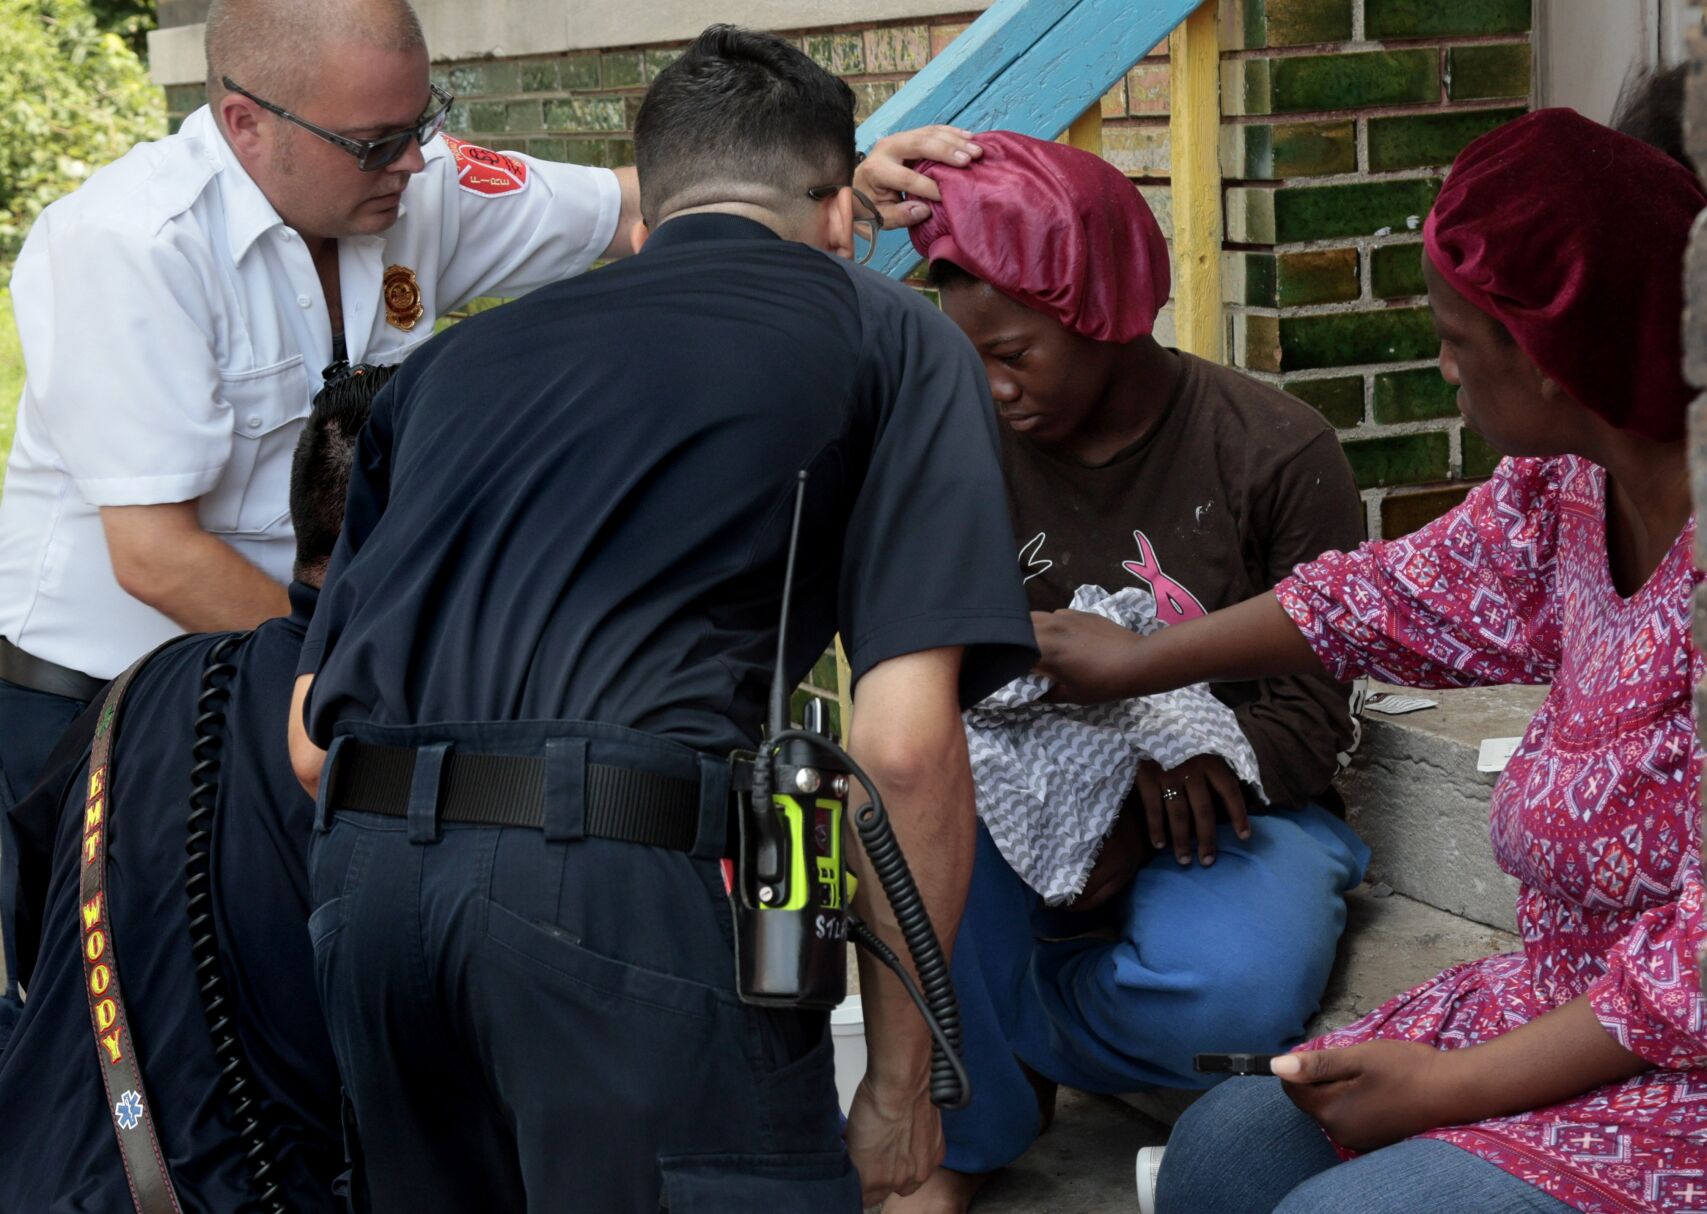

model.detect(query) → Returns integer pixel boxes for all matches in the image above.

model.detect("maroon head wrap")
[908,131,1170,343]
[1424,108,1707,442]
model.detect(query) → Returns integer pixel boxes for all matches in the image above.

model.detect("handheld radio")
[732,693,853,1008]
[729,471,972,1108]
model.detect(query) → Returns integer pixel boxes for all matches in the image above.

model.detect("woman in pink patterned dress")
[1034,109,1707,1214]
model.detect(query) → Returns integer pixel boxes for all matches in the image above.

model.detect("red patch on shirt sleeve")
[442,135,530,197]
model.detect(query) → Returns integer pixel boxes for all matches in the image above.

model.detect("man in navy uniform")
[0,0,983,1035]
[289,25,1037,1213]
[0,365,390,1213]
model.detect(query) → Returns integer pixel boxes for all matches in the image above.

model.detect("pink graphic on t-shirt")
[1123,530,1207,625]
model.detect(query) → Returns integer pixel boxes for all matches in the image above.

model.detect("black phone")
[1193,1052,1276,1076]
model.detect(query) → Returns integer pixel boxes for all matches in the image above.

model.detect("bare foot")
[880,1166,990,1214]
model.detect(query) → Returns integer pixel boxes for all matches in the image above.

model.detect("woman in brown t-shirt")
[884,132,1370,1214]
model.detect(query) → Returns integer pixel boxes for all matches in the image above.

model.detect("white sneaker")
[1136,1145,1164,1213]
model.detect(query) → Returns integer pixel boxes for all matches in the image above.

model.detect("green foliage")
[88,0,154,53]
[0,0,164,262]
[0,289,21,488]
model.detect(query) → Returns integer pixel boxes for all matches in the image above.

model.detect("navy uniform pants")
[310,735,862,1212]
[0,678,89,1044]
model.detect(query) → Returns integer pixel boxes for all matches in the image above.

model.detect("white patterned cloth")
[964,585,1265,904]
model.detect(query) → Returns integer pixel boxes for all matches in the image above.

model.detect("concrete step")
[1338,681,1545,932]
[962,885,1519,1213]
[1310,882,1520,1034]
[969,1089,1168,1214]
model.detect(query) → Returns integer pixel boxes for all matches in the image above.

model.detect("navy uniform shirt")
[0,583,340,1213]
[302,215,1036,751]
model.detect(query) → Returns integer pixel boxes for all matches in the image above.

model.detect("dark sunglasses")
[806,184,884,265]
[222,77,454,172]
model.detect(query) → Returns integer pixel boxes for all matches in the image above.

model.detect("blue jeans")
[0,678,88,1045]
[309,720,860,1214]
[941,805,1369,1173]
[1159,1076,1574,1213]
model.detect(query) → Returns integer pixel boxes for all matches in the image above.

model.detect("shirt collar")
[194,104,411,263]
[641,212,785,254]
[193,107,289,262]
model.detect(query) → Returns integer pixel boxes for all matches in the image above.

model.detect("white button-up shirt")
[0,106,621,677]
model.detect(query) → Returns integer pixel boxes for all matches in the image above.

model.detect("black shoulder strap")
[78,651,184,1214]
[184,632,287,1213]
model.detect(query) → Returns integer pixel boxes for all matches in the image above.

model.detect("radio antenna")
[768,471,811,739]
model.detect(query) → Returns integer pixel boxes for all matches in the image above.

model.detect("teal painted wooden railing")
[853,0,1204,278]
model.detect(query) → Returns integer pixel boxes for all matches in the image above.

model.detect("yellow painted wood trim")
[1063,105,1104,157]
[1168,0,1224,361]
[834,636,854,741]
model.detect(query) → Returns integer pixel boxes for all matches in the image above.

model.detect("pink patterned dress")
[1276,455,1707,1213]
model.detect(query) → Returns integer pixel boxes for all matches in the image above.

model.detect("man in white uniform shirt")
[0,0,978,1031]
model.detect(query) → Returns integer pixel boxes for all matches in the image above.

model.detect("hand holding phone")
[1193,1052,1276,1076]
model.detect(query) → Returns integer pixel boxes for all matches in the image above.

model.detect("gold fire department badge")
[383,264,424,332]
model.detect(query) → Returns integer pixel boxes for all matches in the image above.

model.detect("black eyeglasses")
[222,77,454,172]
[807,184,884,265]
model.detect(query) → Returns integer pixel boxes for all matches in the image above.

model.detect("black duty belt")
[326,740,707,852]
[80,651,184,1214]
[0,636,106,703]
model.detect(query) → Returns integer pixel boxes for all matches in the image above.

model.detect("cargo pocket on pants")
[658,1151,860,1213]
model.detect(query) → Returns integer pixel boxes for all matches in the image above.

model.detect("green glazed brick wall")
[414,13,1176,266]
[1220,0,1532,536]
[163,15,1175,186]
[1223,49,1440,115]
[164,83,207,129]
[1373,365,1457,422]
[1223,0,1356,49]
[1284,374,1364,428]
[1369,241,1426,299]
[1367,106,1524,171]
[1365,0,1530,40]
[160,2,1531,538]
[1447,44,1532,101]
[1227,176,1442,243]
[163,11,1181,332]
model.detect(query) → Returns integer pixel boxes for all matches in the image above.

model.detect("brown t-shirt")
[1003,351,1363,807]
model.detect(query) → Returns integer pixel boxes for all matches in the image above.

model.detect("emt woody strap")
[79,652,185,1214]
